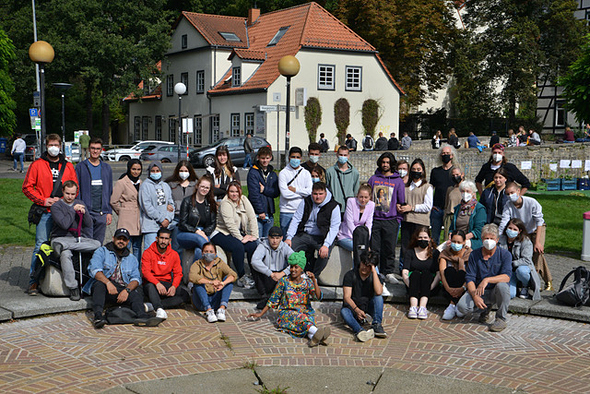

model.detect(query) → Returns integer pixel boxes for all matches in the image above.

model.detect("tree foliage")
[0,28,16,137]
[361,99,380,138]
[559,35,590,124]
[334,98,350,145]
[304,97,322,144]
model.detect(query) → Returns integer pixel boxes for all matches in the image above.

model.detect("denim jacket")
[83,242,142,294]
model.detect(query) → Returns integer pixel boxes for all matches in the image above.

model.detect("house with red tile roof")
[125,2,403,163]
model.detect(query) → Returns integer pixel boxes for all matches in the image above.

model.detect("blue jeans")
[143,232,157,251]
[128,236,143,264]
[337,238,353,252]
[169,216,182,256]
[177,231,209,262]
[340,295,384,334]
[192,282,233,311]
[430,207,445,245]
[258,216,274,239]
[279,212,294,239]
[13,152,24,171]
[30,212,53,284]
[210,233,258,278]
[243,153,252,168]
[509,265,532,298]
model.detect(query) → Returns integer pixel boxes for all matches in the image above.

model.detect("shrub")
[304,97,322,144]
[334,98,350,145]
[361,99,380,138]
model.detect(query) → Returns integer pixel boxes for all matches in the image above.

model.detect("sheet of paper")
[549,163,558,172]
[520,161,532,170]
[560,160,571,168]
[586,160,590,172]
[572,160,582,169]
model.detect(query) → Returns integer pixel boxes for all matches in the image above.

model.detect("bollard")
[582,211,590,261]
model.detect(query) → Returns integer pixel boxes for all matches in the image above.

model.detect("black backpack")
[352,225,371,268]
[555,266,590,307]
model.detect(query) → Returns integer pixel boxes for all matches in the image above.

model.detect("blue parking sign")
[29,108,38,117]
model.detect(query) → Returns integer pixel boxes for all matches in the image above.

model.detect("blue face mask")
[290,158,301,168]
[150,172,162,181]
[312,177,320,183]
[506,228,519,239]
[338,156,348,164]
[450,243,464,252]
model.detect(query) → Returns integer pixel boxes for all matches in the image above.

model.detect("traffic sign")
[29,108,38,117]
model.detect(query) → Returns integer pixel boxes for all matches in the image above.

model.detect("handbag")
[28,160,67,226]
[554,266,590,307]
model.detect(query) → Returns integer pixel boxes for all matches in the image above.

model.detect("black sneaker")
[133,317,163,327]
[256,297,268,310]
[69,287,81,301]
[372,323,387,338]
[93,315,107,329]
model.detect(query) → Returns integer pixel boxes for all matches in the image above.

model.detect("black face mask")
[410,171,422,180]
[441,154,452,164]
[453,175,462,184]
[417,240,429,249]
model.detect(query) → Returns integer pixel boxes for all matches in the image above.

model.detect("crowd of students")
[22,133,551,341]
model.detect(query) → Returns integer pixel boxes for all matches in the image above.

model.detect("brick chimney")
[248,8,260,26]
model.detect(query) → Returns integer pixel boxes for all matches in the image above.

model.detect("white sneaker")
[408,306,418,319]
[381,284,391,297]
[356,328,375,342]
[385,274,399,284]
[442,304,456,320]
[216,308,226,322]
[144,302,154,313]
[205,309,218,323]
[155,308,168,320]
[237,276,255,289]
[417,307,428,320]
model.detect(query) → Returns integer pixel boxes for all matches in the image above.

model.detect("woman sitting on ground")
[337,183,374,252]
[448,180,486,249]
[207,145,240,202]
[498,218,541,300]
[402,227,440,320]
[439,229,472,320]
[248,251,331,347]
[189,242,236,323]
[178,175,217,264]
[210,181,258,289]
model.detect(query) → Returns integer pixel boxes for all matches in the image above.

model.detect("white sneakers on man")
[155,308,168,320]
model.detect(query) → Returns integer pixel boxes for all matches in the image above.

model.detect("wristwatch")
[125,287,132,293]
[462,285,467,291]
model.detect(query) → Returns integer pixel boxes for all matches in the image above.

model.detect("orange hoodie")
[141,242,182,287]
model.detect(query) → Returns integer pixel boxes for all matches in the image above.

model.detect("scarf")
[120,159,142,190]
[458,197,477,216]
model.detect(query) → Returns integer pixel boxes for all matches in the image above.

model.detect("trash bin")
[0,138,7,154]
[582,211,590,261]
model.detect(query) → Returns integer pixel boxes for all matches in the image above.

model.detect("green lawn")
[2,180,587,256]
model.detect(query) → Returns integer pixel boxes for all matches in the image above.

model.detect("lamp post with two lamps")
[28,40,54,152]
[174,82,187,162]
[278,55,300,167]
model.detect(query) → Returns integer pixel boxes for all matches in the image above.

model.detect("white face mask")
[483,239,497,250]
[179,171,190,180]
[508,193,519,203]
[309,155,319,164]
[462,192,472,202]
[47,146,60,157]
[398,169,407,178]
[492,153,503,163]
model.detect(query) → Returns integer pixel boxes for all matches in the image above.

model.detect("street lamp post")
[29,40,54,152]
[174,82,186,163]
[53,83,72,143]
[278,56,300,167]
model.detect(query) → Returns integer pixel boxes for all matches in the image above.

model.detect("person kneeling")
[456,224,512,332]
[341,251,387,342]
[248,251,331,347]
[142,228,191,320]
[189,242,236,323]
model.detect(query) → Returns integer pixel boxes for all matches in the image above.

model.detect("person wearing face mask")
[443,166,464,241]
[139,163,175,251]
[396,159,409,184]
[166,160,198,255]
[439,230,472,320]
[337,184,375,252]
[456,224,512,332]
[449,181,487,250]
[279,146,312,236]
[189,242,237,323]
[397,159,433,271]
[301,143,325,174]
[479,167,510,225]
[111,159,143,262]
[326,145,360,214]
[499,182,552,291]
[23,133,78,296]
[429,145,458,244]
[498,219,541,301]
[401,227,440,320]
[475,143,530,195]
[310,165,326,184]
[368,152,405,284]
[247,147,279,238]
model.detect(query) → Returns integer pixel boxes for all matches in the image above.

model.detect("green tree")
[334,98,350,145]
[0,28,16,137]
[304,97,322,144]
[559,35,590,124]
[361,99,379,138]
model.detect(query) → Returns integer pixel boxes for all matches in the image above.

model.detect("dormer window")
[232,67,241,87]
[219,32,241,42]
[268,26,289,47]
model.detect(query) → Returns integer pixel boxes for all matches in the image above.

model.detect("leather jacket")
[178,195,217,236]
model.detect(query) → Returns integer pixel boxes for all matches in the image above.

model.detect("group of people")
[22,131,551,341]
[322,132,413,153]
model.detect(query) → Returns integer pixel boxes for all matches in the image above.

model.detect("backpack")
[319,139,329,153]
[105,306,138,324]
[363,136,374,150]
[32,242,61,284]
[555,266,590,307]
[352,225,371,268]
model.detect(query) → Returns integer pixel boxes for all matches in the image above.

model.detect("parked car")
[140,145,196,163]
[189,136,271,168]
[103,140,173,162]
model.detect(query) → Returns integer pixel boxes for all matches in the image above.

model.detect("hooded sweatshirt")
[367,169,405,222]
[278,163,312,214]
[251,239,294,277]
[141,241,182,287]
[286,189,341,247]
[139,163,175,233]
[325,162,360,213]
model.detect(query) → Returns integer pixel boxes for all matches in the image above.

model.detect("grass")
[220,333,233,350]
[0,179,36,246]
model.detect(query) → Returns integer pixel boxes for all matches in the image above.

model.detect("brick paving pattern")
[1,302,589,393]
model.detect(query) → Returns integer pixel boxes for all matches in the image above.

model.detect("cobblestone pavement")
[1,301,590,393]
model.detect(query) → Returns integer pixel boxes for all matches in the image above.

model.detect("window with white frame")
[142,116,149,140]
[155,116,162,140]
[168,116,176,142]
[232,67,241,87]
[345,66,362,91]
[196,70,205,94]
[231,113,240,136]
[180,72,188,94]
[194,115,202,146]
[167,75,174,96]
[318,64,335,90]
[211,115,220,143]
[134,116,141,141]
[245,113,254,135]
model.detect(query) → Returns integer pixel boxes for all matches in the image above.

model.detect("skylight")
[219,32,241,42]
[267,26,290,46]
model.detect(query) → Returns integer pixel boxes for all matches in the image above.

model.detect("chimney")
[248,8,260,26]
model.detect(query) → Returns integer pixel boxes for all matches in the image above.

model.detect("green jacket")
[450,202,487,249]
[325,162,359,213]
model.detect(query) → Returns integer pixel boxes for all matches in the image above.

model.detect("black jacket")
[375,137,388,151]
[475,162,531,190]
[387,138,399,150]
[178,196,217,236]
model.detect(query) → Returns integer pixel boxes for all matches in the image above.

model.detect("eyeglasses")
[89,147,102,151]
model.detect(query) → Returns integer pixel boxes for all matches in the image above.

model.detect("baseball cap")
[114,228,130,240]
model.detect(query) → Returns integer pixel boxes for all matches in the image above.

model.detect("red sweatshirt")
[141,242,183,287]
[22,153,77,208]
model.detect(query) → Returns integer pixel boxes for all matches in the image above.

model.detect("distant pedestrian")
[362,134,374,151]
[375,132,388,151]
[489,131,500,147]
[79,132,91,161]
[318,133,330,153]
[243,133,253,168]
[431,130,442,149]
[11,133,26,173]
[467,132,481,149]
[401,132,412,150]
[448,128,460,149]
[345,134,357,151]
[387,133,399,150]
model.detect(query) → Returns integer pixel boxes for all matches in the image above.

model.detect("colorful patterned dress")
[267,277,320,337]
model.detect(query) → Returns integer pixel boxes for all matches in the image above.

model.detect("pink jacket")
[337,197,375,240]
